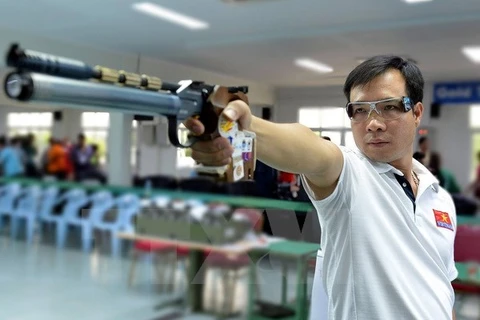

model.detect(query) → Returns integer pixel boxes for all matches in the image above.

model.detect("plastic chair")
[62,190,114,252]
[10,185,43,243]
[0,183,22,231]
[92,193,140,257]
[44,188,89,249]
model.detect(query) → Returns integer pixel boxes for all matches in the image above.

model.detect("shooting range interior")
[0,1,480,319]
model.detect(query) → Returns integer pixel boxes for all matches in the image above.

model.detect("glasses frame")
[346,96,413,122]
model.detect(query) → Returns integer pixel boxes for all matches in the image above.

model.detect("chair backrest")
[39,186,60,218]
[115,193,140,230]
[61,188,89,218]
[0,183,22,212]
[232,208,264,232]
[15,185,42,213]
[454,224,480,263]
[88,190,114,222]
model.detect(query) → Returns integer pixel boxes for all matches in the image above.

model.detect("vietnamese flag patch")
[433,209,454,231]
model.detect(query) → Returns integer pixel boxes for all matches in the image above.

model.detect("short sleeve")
[299,146,359,211]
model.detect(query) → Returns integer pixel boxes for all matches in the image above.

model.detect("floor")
[0,231,307,320]
[0,230,479,320]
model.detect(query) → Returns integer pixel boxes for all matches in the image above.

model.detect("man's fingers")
[191,136,231,153]
[191,147,233,166]
[184,117,204,135]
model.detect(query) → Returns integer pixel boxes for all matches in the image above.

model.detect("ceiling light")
[295,58,333,73]
[462,46,480,63]
[403,0,433,3]
[132,2,209,30]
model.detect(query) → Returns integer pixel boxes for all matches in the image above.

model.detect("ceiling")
[0,0,480,87]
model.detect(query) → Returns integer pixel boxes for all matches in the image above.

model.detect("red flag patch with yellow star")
[433,209,454,231]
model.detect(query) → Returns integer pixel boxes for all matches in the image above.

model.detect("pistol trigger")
[167,116,198,148]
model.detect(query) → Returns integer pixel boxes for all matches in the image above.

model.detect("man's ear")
[414,102,423,125]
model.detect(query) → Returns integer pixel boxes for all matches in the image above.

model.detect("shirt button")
[402,182,407,187]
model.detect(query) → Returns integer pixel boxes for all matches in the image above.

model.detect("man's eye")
[384,104,399,110]
[354,108,366,113]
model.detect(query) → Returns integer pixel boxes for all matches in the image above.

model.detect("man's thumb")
[223,107,238,120]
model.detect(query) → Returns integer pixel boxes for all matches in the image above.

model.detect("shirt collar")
[351,146,440,192]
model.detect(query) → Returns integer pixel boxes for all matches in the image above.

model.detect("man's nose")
[366,113,386,131]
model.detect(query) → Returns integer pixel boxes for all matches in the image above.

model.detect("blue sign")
[433,81,480,104]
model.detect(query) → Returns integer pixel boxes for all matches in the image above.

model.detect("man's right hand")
[184,99,253,166]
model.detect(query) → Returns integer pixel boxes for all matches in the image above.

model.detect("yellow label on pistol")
[218,116,238,139]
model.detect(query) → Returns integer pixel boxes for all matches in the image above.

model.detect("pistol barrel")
[4,72,200,119]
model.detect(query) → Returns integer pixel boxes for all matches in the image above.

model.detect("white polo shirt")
[302,146,458,320]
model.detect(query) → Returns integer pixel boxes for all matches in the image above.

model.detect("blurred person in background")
[70,133,107,184]
[428,151,461,194]
[416,136,431,166]
[46,138,69,181]
[0,135,24,178]
[466,151,480,200]
[22,133,41,178]
[90,144,100,168]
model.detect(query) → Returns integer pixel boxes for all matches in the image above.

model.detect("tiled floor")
[0,231,478,320]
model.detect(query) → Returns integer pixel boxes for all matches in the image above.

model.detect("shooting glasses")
[346,96,413,123]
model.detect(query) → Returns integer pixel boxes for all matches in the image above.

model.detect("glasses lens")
[348,98,406,122]
[377,98,404,120]
[348,103,370,122]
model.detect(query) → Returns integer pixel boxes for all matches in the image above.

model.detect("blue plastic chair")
[45,188,89,249]
[0,183,22,232]
[36,186,60,241]
[10,185,43,243]
[63,190,114,252]
[93,193,140,256]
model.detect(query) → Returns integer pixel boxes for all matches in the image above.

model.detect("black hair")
[343,55,424,105]
[0,136,6,146]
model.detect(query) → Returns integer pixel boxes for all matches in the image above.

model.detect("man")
[417,136,431,166]
[0,136,24,178]
[185,55,458,319]
[70,133,107,184]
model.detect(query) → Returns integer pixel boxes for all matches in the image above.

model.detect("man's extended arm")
[249,116,343,189]
[188,100,344,198]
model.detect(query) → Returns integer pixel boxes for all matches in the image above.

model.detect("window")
[470,105,480,179]
[7,112,53,159]
[81,112,109,165]
[298,107,352,146]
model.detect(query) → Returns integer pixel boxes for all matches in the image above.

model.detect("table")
[247,240,320,320]
[118,232,267,318]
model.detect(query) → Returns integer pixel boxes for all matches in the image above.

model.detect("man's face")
[349,69,423,164]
